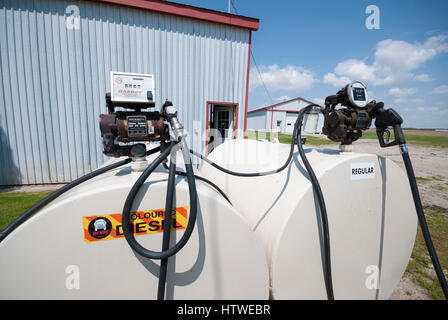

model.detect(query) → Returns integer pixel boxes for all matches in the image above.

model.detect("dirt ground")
[402,129,448,137]
[0,183,65,193]
[321,139,447,299]
[322,139,448,209]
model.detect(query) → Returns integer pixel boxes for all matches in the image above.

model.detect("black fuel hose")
[162,162,232,205]
[400,144,448,299]
[0,145,163,244]
[296,105,335,300]
[146,146,161,156]
[0,158,131,243]
[177,171,232,205]
[157,148,178,300]
[122,139,198,260]
[188,104,335,300]
[189,117,300,177]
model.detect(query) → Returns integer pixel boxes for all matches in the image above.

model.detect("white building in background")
[0,0,259,185]
[247,97,324,134]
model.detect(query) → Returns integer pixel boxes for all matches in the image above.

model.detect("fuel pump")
[322,81,374,146]
[1,72,200,300]
[321,81,448,299]
[99,72,169,158]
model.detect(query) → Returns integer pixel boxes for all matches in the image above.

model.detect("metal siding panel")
[51,2,70,181]
[247,111,266,131]
[29,1,52,184]
[273,99,304,111]
[60,2,79,181]
[45,1,65,182]
[4,1,28,184]
[0,0,250,185]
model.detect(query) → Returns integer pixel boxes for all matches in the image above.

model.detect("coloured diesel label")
[83,206,188,243]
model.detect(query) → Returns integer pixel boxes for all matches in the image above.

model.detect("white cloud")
[414,74,433,82]
[417,106,439,112]
[323,73,351,88]
[432,85,448,94]
[250,64,318,93]
[325,35,448,86]
[394,98,409,104]
[334,59,377,83]
[388,87,417,97]
[411,98,425,103]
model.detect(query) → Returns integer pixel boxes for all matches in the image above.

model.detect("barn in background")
[0,0,259,185]
[247,97,323,134]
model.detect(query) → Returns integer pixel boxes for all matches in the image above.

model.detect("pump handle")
[371,103,406,148]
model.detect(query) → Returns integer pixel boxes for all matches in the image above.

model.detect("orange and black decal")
[83,206,188,243]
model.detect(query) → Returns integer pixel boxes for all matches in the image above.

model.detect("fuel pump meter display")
[347,81,369,108]
[111,72,155,107]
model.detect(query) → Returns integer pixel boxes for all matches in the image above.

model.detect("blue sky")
[177,0,448,128]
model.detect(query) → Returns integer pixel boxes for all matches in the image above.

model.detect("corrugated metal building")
[247,97,324,134]
[0,0,258,185]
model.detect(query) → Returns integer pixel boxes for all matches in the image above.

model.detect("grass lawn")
[246,130,337,146]
[0,191,52,231]
[405,204,448,300]
[361,131,448,148]
[247,130,448,148]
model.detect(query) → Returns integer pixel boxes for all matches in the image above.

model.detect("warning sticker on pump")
[82,206,188,243]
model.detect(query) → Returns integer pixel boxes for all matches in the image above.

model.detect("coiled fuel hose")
[121,138,198,300]
[188,104,335,300]
[121,139,197,260]
[0,146,161,243]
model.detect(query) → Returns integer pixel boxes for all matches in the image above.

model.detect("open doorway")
[206,101,239,154]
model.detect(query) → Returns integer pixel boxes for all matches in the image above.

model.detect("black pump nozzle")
[369,102,406,147]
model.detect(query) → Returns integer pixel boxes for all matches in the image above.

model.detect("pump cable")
[296,105,335,300]
[401,145,448,298]
[157,147,178,300]
[188,104,335,300]
[161,162,231,205]
[0,145,162,244]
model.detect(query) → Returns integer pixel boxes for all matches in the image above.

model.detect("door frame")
[205,101,239,155]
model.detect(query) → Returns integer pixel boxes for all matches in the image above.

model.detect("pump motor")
[322,81,374,145]
[99,73,170,158]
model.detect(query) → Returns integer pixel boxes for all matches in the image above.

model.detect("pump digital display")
[111,72,155,105]
[348,81,369,108]
[353,88,366,101]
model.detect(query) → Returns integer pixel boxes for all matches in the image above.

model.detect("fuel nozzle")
[161,100,184,141]
[369,102,406,147]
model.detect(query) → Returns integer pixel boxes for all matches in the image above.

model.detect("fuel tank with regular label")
[198,139,417,300]
[0,149,269,299]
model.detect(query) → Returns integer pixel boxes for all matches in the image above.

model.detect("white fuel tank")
[198,139,417,300]
[0,150,269,299]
